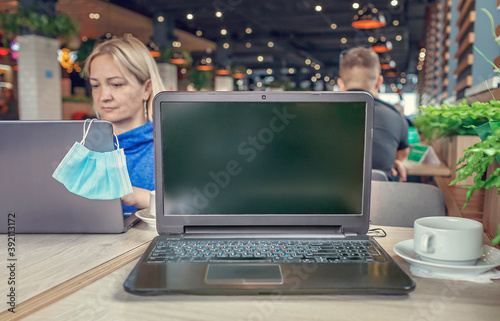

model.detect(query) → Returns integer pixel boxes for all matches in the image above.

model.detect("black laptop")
[123,91,415,295]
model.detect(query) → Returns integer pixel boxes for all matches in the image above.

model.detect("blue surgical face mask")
[52,119,133,200]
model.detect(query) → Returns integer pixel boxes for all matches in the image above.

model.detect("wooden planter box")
[430,136,450,165]
[446,135,482,186]
[483,162,500,241]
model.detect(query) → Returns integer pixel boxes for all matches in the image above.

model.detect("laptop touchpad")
[205,264,283,285]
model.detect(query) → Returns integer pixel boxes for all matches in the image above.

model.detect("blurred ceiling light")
[257,55,264,62]
[232,68,246,79]
[372,37,392,53]
[352,4,386,29]
[220,29,227,35]
[315,5,322,12]
[383,68,398,78]
[393,20,400,26]
[267,41,274,48]
[380,55,396,69]
[215,11,223,18]
[196,57,214,70]
[330,23,337,29]
[169,51,188,65]
[305,58,312,65]
[196,30,203,36]
[149,50,160,58]
[186,13,194,20]
[352,3,360,9]
[215,66,232,76]
[245,27,253,34]
[157,16,164,22]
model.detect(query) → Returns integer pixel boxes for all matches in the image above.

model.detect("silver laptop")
[124,91,415,295]
[0,120,138,233]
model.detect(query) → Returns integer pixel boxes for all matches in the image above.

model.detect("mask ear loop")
[114,134,120,150]
[80,119,95,145]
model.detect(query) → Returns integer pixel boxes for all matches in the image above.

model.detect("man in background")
[338,47,409,181]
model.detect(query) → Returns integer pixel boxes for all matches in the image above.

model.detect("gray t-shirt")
[372,98,409,180]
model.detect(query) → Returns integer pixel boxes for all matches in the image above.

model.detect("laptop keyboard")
[146,239,388,264]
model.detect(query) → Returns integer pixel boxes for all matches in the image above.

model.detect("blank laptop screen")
[160,101,366,215]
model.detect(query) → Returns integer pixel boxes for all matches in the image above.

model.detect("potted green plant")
[416,8,500,244]
[0,7,80,47]
[419,100,500,203]
[189,67,213,91]
[413,101,485,185]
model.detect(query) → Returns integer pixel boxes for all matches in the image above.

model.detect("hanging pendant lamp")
[215,65,232,76]
[372,37,393,53]
[352,4,386,29]
[380,54,396,69]
[383,68,398,78]
[196,56,214,71]
[232,67,246,79]
[169,51,188,65]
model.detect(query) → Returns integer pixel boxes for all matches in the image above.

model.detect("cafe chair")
[370,181,446,227]
[372,169,389,181]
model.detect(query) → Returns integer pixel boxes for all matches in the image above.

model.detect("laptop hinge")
[182,226,351,238]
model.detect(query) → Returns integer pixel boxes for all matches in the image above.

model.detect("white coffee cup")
[149,190,156,217]
[414,216,483,266]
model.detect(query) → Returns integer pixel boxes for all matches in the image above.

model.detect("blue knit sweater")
[117,121,154,214]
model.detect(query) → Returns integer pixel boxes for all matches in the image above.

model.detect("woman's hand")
[121,187,152,209]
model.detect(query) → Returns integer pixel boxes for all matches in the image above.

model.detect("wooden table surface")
[2,224,499,321]
[402,159,452,177]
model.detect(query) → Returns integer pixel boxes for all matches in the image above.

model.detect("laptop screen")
[160,101,366,216]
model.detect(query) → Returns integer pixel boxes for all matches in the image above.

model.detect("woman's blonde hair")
[83,36,165,121]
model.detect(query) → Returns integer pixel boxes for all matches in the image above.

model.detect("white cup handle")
[420,233,433,253]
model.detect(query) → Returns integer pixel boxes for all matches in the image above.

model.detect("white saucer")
[393,239,500,276]
[135,208,156,228]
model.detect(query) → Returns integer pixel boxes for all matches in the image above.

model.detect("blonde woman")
[84,36,165,214]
